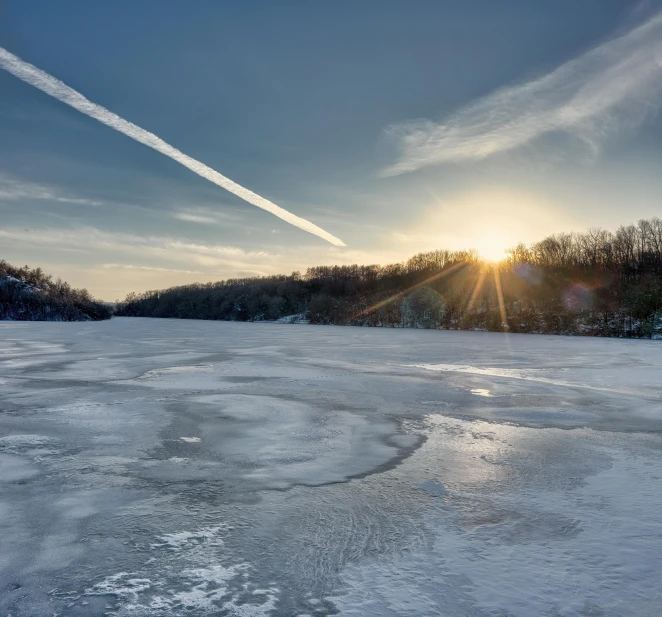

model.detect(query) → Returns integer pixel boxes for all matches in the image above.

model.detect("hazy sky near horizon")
[2,0,662,300]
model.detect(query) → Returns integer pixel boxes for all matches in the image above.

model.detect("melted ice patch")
[192,393,400,489]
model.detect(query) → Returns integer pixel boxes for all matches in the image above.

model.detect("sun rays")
[465,268,488,314]
[349,258,510,332]
[462,263,508,331]
[352,261,467,322]
[493,267,508,330]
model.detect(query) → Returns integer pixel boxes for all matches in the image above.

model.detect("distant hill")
[0,260,112,321]
[116,218,662,339]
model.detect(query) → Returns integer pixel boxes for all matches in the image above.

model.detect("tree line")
[116,218,662,338]
[1,260,112,321]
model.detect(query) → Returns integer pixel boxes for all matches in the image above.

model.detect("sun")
[479,244,508,263]
[473,231,510,263]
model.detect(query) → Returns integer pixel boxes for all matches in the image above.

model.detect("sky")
[1,0,662,300]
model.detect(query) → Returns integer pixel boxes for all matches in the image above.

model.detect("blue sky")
[1,0,662,299]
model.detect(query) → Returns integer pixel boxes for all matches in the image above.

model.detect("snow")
[0,318,661,616]
[274,313,308,324]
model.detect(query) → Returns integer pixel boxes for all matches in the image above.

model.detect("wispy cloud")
[0,227,270,270]
[0,174,102,206]
[0,47,345,246]
[383,11,662,175]
[173,212,218,225]
[0,223,424,299]
[101,264,208,275]
[0,224,407,275]
[170,206,242,225]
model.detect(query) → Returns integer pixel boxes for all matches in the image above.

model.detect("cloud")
[101,264,207,275]
[0,47,345,247]
[0,223,441,299]
[0,174,102,206]
[0,226,270,270]
[383,11,662,175]
[170,207,242,225]
[0,223,408,277]
[0,175,253,226]
[173,212,219,224]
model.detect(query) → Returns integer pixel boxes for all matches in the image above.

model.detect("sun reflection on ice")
[419,415,516,491]
[470,388,494,397]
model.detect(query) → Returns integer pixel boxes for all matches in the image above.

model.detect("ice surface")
[0,318,661,616]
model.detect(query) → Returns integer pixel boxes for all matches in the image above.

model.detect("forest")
[114,217,661,338]
[0,260,112,321]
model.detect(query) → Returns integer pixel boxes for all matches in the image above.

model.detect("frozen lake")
[1,318,661,616]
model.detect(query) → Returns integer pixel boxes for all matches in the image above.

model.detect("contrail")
[0,46,345,247]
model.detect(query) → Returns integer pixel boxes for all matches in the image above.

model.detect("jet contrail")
[0,46,345,247]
